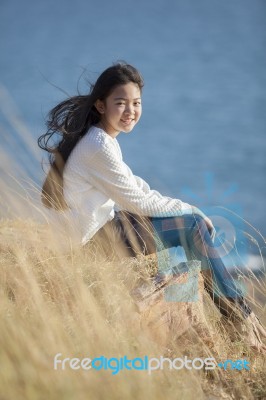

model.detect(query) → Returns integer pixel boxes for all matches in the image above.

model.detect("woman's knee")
[192,210,205,222]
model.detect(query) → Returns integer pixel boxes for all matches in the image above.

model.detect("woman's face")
[95,82,142,138]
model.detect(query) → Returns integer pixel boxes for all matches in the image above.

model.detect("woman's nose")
[124,103,134,115]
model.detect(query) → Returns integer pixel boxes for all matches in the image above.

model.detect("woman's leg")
[150,212,251,320]
[150,212,266,352]
[90,211,266,351]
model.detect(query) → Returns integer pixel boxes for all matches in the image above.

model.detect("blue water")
[0,0,265,240]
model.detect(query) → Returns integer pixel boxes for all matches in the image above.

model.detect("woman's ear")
[95,100,105,114]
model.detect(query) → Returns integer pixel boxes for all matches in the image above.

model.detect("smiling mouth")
[121,118,134,124]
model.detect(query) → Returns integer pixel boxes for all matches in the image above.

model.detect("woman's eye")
[134,102,141,106]
[116,102,125,106]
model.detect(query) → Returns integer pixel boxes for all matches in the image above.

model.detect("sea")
[0,0,265,261]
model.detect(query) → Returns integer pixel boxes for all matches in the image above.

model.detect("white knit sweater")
[59,126,192,245]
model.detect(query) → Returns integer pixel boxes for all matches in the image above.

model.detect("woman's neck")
[95,122,120,139]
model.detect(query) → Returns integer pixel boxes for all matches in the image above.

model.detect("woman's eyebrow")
[114,97,141,100]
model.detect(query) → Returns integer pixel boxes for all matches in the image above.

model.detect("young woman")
[38,62,266,352]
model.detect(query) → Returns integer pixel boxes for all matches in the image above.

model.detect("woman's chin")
[121,124,135,133]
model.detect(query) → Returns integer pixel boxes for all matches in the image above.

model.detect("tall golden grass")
[0,89,265,399]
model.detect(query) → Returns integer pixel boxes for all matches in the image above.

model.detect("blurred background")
[0,0,265,242]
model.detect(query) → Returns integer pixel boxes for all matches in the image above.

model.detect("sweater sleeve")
[124,163,171,199]
[83,140,192,218]
[122,162,152,194]
[133,174,150,193]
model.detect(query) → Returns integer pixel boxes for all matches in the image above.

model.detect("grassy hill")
[0,218,265,400]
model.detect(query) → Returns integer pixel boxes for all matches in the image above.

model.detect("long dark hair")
[38,62,144,210]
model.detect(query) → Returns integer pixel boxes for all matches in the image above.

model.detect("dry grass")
[0,216,265,400]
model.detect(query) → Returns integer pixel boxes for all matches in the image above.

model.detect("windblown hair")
[38,62,144,210]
